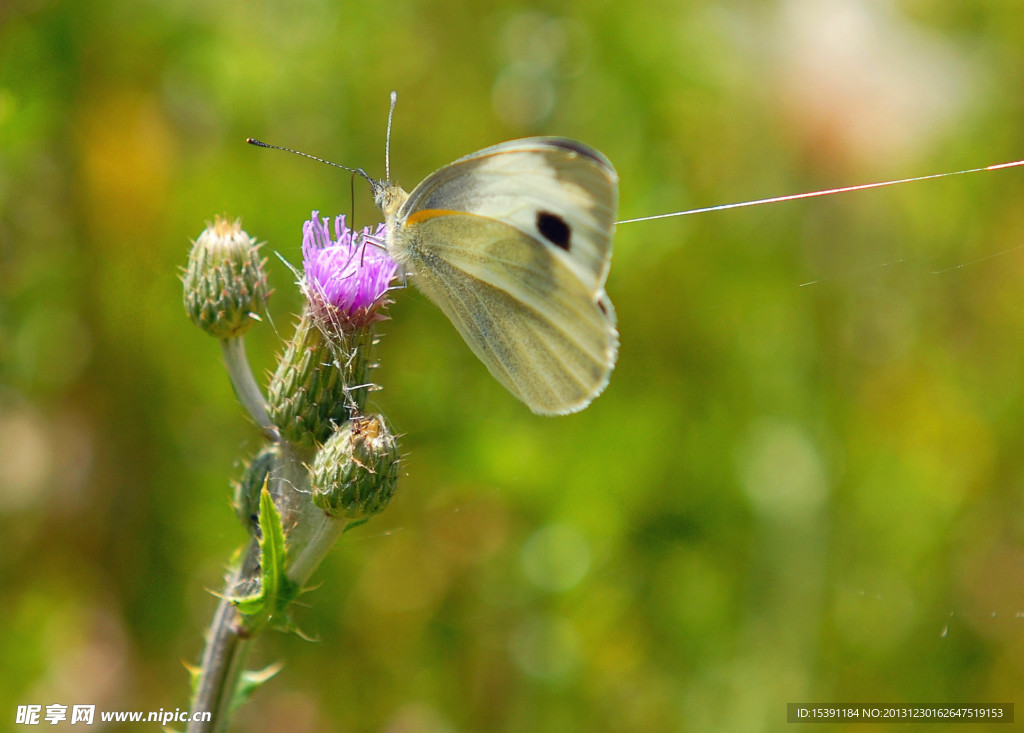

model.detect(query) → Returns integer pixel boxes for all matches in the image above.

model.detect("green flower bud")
[267,309,377,448]
[183,217,268,338]
[233,443,280,533]
[311,415,399,521]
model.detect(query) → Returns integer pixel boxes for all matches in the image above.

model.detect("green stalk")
[187,540,259,732]
[220,336,277,441]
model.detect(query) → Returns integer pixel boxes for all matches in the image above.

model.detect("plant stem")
[221,336,278,441]
[187,539,259,732]
[272,442,350,588]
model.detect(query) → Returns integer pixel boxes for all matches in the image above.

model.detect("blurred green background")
[3,1,1024,731]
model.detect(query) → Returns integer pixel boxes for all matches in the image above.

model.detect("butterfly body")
[374,137,618,415]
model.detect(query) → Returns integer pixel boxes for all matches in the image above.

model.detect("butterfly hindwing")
[400,213,617,414]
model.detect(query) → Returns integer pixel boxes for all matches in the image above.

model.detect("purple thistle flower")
[302,211,397,327]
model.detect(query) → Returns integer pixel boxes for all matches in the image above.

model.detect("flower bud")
[268,311,377,447]
[311,415,399,521]
[183,217,268,338]
[233,443,280,532]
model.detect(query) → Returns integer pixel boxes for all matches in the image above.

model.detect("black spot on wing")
[537,211,571,251]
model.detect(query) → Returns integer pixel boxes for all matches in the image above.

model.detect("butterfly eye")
[536,211,572,250]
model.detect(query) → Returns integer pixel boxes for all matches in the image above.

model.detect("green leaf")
[231,484,298,627]
[342,517,370,533]
[230,662,283,713]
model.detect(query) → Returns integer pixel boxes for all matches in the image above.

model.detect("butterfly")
[371,137,619,416]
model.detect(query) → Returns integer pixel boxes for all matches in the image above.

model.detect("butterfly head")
[372,180,409,220]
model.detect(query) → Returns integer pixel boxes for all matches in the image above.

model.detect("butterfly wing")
[390,138,618,414]
[400,137,617,289]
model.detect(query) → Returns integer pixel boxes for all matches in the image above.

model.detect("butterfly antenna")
[618,158,1024,224]
[385,90,397,182]
[349,171,357,229]
[246,138,375,188]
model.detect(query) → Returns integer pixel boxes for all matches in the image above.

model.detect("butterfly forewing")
[400,138,617,291]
